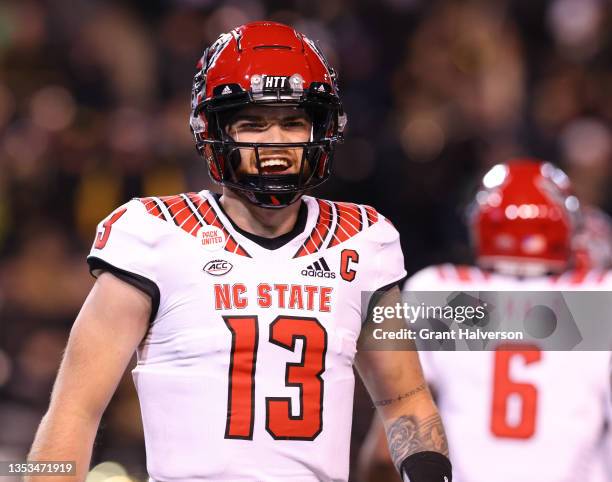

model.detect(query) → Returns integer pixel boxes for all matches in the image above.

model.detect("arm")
[27,272,151,482]
[355,286,450,482]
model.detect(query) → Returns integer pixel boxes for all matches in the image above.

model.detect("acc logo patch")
[197,225,226,252]
[203,259,233,276]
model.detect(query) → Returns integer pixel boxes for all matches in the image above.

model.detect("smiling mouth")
[259,158,293,174]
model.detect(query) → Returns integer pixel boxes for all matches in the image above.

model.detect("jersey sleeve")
[356,212,407,323]
[367,216,407,292]
[87,199,161,318]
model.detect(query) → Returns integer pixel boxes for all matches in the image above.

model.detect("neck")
[219,188,302,238]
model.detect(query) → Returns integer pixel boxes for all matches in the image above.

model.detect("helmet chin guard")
[190,22,346,208]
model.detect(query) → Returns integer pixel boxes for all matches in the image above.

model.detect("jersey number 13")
[223,315,327,441]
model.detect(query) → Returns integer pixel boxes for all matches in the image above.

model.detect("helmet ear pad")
[204,144,223,183]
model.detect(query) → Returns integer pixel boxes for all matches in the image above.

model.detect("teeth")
[261,159,289,168]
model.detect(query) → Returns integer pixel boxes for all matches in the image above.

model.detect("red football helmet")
[190,21,346,208]
[469,159,580,275]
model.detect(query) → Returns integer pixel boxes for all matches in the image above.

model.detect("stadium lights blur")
[482,164,508,189]
[565,195,580,212]
[504,204,563,220]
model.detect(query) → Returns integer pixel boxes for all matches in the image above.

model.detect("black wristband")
[400,451,452,482]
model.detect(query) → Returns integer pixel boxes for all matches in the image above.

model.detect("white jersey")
[88,190,406,482]
[405,264,612,482]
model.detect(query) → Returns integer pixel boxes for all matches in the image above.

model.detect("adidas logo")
[221,85,232,95]
[301,257,336,279]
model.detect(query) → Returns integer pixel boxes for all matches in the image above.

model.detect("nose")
[266,122,290,143]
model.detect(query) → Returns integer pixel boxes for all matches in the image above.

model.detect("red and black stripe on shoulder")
[139,197,165,219]
[327,201,364,248]
[293,199,334,258]
[158,194,201,235]
[436,264,491,283]
[293,200,384,258]
[185,193,251,257]
[550,269,608,286]
[363,205,379,227]
[137,193,251,258]
[326,202,392,247]
[365,204,396,230]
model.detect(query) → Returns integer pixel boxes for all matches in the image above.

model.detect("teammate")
[27,22,452,482]
[359,159,611,482]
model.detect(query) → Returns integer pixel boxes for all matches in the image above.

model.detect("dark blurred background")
[0,0,611,480]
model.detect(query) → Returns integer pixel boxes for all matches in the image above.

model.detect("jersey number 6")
[490,344,541,439]
[223,315,327,441]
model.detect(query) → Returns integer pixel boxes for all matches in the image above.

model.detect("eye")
[283,119,309,129]
[235,120,267,130]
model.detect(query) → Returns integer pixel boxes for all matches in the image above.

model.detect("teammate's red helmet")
[469,159,580,275]
[190,21,346,208]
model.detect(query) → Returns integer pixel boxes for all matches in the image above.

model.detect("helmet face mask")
[190,22,346,208]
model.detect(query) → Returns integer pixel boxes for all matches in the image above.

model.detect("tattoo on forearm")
[386,413,449,470]
[374,383,427,407]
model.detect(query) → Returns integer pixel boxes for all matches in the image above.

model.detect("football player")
[28,22,452,482]
[359,159,612,482]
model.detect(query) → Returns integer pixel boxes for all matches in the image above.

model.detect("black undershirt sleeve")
[365,275,408,322]
[87,256,160,323]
